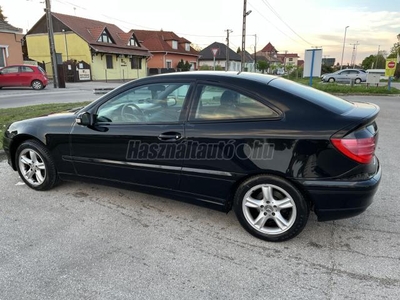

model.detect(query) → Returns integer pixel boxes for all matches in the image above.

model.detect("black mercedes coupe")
[3,72,381,241]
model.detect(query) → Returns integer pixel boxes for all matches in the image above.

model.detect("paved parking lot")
[0,95,399,299]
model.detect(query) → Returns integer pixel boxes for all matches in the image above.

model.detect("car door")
[181,83,281,204]
[19,66,35,87]
[337,70,349,82]
[70,81,193,190]
[0,66,20,87]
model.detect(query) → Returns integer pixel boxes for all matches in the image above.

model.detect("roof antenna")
[73,7,76,16]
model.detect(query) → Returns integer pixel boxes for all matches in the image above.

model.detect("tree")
[361,54,385,69]
[256,60,269,74]
[0,6,7,21]
[177,59,192,71]
[321,64,334,74]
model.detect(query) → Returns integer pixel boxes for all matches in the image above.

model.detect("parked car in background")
[321,69,366,83]
[0,65,48,90]
[3,72,381,242]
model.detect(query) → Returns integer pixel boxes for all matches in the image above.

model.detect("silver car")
[321,69,366,84]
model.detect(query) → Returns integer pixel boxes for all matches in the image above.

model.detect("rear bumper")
[297,162,382,222]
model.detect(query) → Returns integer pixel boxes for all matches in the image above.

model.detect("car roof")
[144,71,277,84]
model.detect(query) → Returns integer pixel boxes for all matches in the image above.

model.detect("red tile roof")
[51,13,150,56]
[132,30,199,56]
[261,42,278,53]
[277,53,299,59]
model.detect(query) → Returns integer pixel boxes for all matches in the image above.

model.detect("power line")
[260,0,313,46]
[53,0,227,37]
[248,2,303,46]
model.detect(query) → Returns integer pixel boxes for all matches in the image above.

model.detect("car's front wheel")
[31,80,44,90]
[234,175,309,242]
[15,140,58,191]
[328,77,335,83]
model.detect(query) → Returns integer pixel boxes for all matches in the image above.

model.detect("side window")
[191,85,278,121]
[1,66,19,74]
[21,66,34,73]
[96,83,191,124]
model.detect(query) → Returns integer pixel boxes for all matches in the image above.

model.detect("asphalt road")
[0,95,399,299]
[0,81,122,109]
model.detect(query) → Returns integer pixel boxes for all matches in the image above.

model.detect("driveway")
[0,95,399,299]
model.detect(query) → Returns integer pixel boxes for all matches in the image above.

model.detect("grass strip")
[0,102,90,149]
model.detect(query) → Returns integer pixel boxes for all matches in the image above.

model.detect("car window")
[190,85,279,121]
[1,66,19,74]
[348,70,359,75]
[38,66,46,75]
[96,82,191,124]
[21,66,34,73]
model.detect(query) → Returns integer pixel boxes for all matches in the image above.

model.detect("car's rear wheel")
[31,80,44,90]
[355,78,361,84]
[234,175,309,242]
[15,140,58,191]
[328,77,335,83]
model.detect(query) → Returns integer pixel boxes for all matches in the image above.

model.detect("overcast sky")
[2,0,400,65]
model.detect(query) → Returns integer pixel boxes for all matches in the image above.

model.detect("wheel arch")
[9,134,46,170]
[226,171,313,212]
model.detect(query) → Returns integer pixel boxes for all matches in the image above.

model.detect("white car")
[321,69,366,83]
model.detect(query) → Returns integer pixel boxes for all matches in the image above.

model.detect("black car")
[3,72,381,242]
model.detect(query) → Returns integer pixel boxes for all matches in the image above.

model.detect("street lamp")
[397,33,400,63]
[241,0,251,71]
[340,26,349,70]
[62,29,69,61]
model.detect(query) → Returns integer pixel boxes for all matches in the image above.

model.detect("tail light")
[331,124,377,164]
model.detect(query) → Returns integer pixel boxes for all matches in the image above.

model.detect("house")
[133,30,200,73]
[254,42,282,67]
[238,50,255,72]
[277,53,300,69]
[0,19,24,67]
[198,42,241,71]
[25,13,150,81]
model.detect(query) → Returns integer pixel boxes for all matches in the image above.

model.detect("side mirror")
[75,112,92,126]
[167,98,177,106]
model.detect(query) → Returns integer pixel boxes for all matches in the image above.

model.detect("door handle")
[158,132,182,141]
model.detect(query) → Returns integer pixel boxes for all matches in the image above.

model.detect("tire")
[31,80,43,90]
[328,77,335,83]
[355,78,361,84]
[15,140,58,191]
[234,175,309,242]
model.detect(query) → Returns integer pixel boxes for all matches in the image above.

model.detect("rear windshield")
[38,66,46,75]
[270,78,354,114]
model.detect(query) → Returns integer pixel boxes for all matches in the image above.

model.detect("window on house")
[128,37,139,47]
[289,58,293,62]
[131,57,142,69]
[98,30,114,44]
[106,55,113,69]
[0,48,5,68]
[185,43,190,51]
[166,60,172,69]
[172,41,178,49]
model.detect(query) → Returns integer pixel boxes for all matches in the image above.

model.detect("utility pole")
[253,34,257,72]
[45,0,59,88]
[241,0,251,71]
[283,50,288,70]
[350,41,359,68]
[225,29,233,71]
[375,45,380,69]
